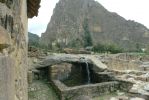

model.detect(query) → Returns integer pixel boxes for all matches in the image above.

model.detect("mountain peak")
[40,0,149,51]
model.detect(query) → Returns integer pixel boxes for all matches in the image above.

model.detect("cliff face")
[40,0,149,51]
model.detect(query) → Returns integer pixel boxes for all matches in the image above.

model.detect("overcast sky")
[28,0,149,36]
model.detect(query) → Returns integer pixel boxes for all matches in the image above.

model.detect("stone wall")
[49,63,73,80]
[106,58,141,71]
[92,72,115,83]
[52,79,133,100]
[0,56,14,100]
[53,80,119,100]
[0,0,28,100]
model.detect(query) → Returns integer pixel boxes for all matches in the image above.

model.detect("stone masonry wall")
[52,80,119,100]
[0,0,28,100]
[106,58,141,71]
[52,79,133,100]
[49,63,73,80]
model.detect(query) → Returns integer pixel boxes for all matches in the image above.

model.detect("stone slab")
[0,56,14,100]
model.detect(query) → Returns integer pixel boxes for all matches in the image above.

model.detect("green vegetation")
[28,32,40,47]
[28,32,149,54]
[145,45,149,54]
[93,43,123,54]
[68,39,83,49]
[135,43,142,52]
[28,32,51,52]
[83,18,93,47]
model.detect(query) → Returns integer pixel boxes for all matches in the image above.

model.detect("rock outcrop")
[40,0,149,51]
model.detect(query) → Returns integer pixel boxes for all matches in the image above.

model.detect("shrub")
[93,43,123,54]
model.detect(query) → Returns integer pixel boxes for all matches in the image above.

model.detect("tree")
[135,43,141,52]
[83,18,93,47]
[28,32,39,47]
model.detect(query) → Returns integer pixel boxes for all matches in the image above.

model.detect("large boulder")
[35,54,107,71]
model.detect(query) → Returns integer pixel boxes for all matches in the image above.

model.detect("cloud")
[96,0,149,28]
[28,0,59,36]
[28,23,46,36]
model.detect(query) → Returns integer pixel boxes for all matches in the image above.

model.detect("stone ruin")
[29,54,133,100]
[102,53,149,100]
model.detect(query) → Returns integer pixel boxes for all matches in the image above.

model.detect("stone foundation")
[106,58,141,71]
[49,63,72,80]
[46,62,133,100]
[52,80,133,100]
[34,54,134,100]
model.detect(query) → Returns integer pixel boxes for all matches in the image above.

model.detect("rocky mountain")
[40,0,149,51]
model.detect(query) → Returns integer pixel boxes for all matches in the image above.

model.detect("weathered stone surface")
[36,54,92,68]
[0,26,11,51]
[0,0,40,100]
[36,54,107,70]
[0,56,14,100]
[130,97,145,100]
[144,84,149,92]
[28,71,33,84]
[74,95,92,100]
[139,62,149,71]
[116,79,134,92]
[49,63,72,80]
[103,54,143,71]
[63,48,91,54]
[86,55,107,71]
[110,97,118,100]
[52,80,120,100]
[117,96,129,100]
[94,72,115,82]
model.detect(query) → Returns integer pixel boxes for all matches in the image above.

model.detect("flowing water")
[80,57,91,84]
[85,61,91,84]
